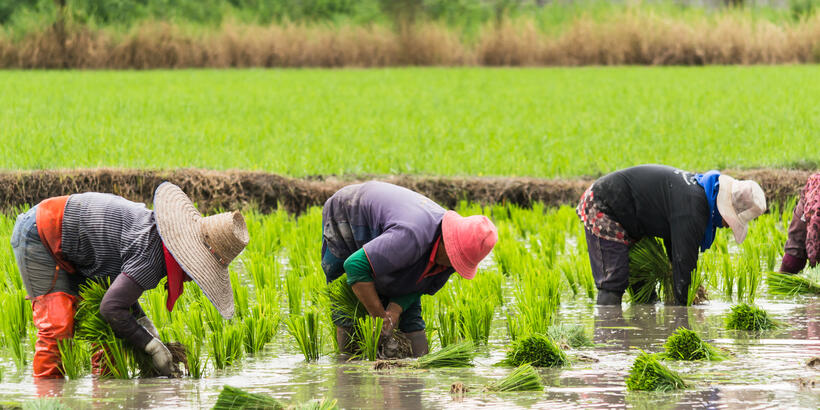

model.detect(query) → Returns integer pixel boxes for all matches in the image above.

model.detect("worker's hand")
[381,302,402,335]
[144,338,173,376]
[136,316,160,339]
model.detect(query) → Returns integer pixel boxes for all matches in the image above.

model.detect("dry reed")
[0,13,818,69]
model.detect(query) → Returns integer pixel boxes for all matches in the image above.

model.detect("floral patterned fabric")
[802,173,820,266]
[576,184,632,245]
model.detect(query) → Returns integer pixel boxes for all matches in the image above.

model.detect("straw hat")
[154,182,249,319]
[716,175,766,244]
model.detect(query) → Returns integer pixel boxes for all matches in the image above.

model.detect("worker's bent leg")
[335,326,356,355]
[12,206,79,378]
[397,300,428,357]
[32,292,77,378]
[584,228,630,305]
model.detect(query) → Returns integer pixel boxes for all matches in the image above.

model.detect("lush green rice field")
[1,66,817,176]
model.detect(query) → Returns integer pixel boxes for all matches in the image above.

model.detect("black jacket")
[592,165,709,304]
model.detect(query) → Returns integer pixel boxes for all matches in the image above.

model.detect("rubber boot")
[31,292,77,378]
[596,289,623,306]
[404,330,429,357]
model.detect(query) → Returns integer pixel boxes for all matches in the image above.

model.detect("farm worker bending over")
[779,173,820,274]
[576,165,766,306]
[322,181,498,356]
[10,182,249,378]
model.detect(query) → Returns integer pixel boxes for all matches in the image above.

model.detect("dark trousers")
[584,227,631,295]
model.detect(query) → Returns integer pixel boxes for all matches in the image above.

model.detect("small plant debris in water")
[725,303,778,331]
[661,327,728,361]
[484,363,544,392]
[505,333,569,368]
[450,382,469,395]
[625,351,688,392]
[765,271,820,296]
[213,385,284,409]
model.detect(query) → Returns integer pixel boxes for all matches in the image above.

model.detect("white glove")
[144,338,173,376]
[137,316,160,339]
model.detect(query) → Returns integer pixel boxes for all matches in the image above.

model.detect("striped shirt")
[61,193,166,290]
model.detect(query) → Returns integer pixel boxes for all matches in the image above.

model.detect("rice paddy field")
[1,66,820,176]
[0,199,818,408]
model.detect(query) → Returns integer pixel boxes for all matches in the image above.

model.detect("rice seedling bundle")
[213,386,284,410]
[505,333,569,368]
[484,363,544,392]
[57,338,90,379]
[244,304,280,355]
[414,341,475,368]
[627,237,674,304]
[725,303,778,331]
[231,269,250,320]
[661,327,727,361]
[286,271,303,316]
[546,324,593,349]
[625,352,688,392]
[327,274,366,324]
[765,271,820,296]
[354,315,383,361]
[286,310,323,362]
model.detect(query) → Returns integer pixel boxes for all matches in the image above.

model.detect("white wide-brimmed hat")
[716,175,766,244]
[154,182,249,319]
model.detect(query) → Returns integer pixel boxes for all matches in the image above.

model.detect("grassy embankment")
[1,67,818,176]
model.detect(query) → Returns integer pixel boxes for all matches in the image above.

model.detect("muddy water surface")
[1,297,818,409]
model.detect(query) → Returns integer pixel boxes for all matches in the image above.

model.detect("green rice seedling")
[57,338,90,379]
[230,269,250,320]
[210,322,245,370]
[286,310,323,362]
[286,270,303,316]
[458,303,494,345]
[625,351,688,392]
[141,281,171,332]
[203,300,225,333]
[546,324,593,349]
[627,237,674,304]
[436,309,463,348]
[0,289,29,372]
[212,385,284,410]
[484,363,543,392]
[414,341,475,368]
[765,271,820,296]
[295,398,339,410]
[661,327,728,361]
[735,242,762,303]
[21,398,70,410]
[510,268,561,336]
[720,253,736,300]
[725,303,778,331]
[172,321,205,379]
[504,333,569,368]
[354,315,383,361]
[243,304,280,355]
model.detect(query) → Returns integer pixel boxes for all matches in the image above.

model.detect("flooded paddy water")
[1,204,819,409]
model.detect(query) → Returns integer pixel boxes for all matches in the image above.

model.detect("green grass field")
[2,66,817,177]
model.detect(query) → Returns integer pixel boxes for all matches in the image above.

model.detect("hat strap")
[203,235,229,267]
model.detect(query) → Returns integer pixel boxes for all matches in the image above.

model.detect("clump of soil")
[808,357,820,369]
[450,382,469,395]
[139,342,188,378]
[691,285,709,305]
[373,360,411,371]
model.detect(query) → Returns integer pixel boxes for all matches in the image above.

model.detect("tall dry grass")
[1,13,818,68]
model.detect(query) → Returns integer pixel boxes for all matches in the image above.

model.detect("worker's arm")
[99,273,154,349]
[666,218,704,306]
[344,248,420,332]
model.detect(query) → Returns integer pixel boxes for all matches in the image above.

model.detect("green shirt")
[343,248,420,311]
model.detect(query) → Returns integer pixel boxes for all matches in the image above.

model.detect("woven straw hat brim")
[716,175,747,244]
[154,182,235,319]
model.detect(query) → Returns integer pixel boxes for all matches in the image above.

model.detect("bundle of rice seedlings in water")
[547,324,593,349]
[212,385,284,410]
[725,303,778,331]
[414,341,476,368]
[484,363,544,392]
[661,327,728,361]
[505,333,569,368]
[625,351,688,392]
[74,280,171,378]
[765,271,820,296]
[628,237,675,304]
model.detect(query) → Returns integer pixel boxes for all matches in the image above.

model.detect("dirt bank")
[0,168,813,214]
